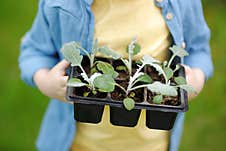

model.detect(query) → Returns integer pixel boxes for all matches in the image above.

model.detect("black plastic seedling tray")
[66,58,188,130]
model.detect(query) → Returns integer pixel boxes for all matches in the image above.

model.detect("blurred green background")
[0,0,225,150]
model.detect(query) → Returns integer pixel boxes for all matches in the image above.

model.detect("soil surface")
[73,86,108,98]
[113,59,138,80]
[110,80,144,103]
[146,66,180,106]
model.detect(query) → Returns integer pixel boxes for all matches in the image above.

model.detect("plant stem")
[127,38,136,75]
[79,65,87,76]
[129,84,150,91]
[90,54,95,68]
[167,54,176,68]
[76,44,93,67]
[120,58,132,78]
[126,64,145,94]
[163,74,168,85]
[115,83,127,94]
[128,51,132,76]
[78,65,91,86]
[133,64,145,79]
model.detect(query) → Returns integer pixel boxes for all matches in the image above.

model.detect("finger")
[57,86,67,100]
[61,87,73,104]
[54,59,70,73]
[63,76,69,82]
[181,64,192,82]
[60,76,69,87]
[188,91,197,100]
[62,86,67,95]
[181,64,192,73]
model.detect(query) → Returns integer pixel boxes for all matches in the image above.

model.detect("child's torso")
[71,0,172,150]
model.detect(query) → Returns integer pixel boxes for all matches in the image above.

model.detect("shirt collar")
[155,0,169,8]
[84,0,93,5]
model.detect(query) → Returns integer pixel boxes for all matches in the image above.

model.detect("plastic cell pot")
[66,57,188,130]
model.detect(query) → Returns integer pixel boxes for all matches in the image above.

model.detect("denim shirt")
[19,0,213,151]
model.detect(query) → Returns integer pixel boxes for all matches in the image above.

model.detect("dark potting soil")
[147,91,180,106]
[110,80,144,103]
[146,66,165,83]
[146,66,180,106]
[113,59,138,80]
[73,86,108,98]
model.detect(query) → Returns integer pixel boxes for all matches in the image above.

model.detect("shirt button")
[182,42,186,49]
[156,0,163,3]
[166,13,173,20]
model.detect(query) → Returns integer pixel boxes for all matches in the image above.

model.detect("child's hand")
[34,60,71,103]
[183,65,205,100]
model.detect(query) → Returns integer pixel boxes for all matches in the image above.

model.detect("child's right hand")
[34,60,71,103]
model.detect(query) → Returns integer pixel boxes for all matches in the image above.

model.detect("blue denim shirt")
[19,0,213,151]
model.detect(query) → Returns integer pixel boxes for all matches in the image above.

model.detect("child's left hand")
[183,65,205,100]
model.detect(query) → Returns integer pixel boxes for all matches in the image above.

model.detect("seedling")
[116,38,156,110]
[61,41,119,95]
[146,46,197,104]
[65,39,121,68]
[125,46,196,105]
[113,40,196,108]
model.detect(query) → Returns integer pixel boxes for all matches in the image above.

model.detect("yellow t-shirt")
[71,0,172,151]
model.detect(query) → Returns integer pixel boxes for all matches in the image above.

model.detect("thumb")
[54,59,70,74]
[181,64,192,82]
[181,64,192,74]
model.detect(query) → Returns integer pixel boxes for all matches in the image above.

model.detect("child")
[19,0,213,151]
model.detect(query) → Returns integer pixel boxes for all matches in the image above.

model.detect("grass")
[0,0,225,151]
[0,1,48,150]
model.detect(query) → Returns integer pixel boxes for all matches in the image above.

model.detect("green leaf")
[174,76,187,85]
[123,98,135,111]
[92,90,97,95]
[142,55,160,65]
[97,61,119,78]
[81,73,89,84]
[126,37,141,57]
[116,65,128,72]
[83,92,90,97]
[67,78,87,87]
[136,74,152,83]
[133,72,145,82]
[126,43,141,56]
[121,59,130,72]
[164,67,174,80]
[133,43,141,55]
[153,95,163,104]
[136,60,143,65]
[163,61,168,68]
[90,67,98,74]
[61,42,83,66]
[129,92,135,98]
[96,61,114,73]
[98,46,121,59]
[89,73,102,87]
[178,84,197,94]
[142,55,167,82]
[169,45,189,57]
[147,81,178,96]
[152,64,165,75]
[93,74,116,92]
[174,64,181,72]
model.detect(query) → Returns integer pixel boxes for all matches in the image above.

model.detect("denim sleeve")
[183,0,213,80]
[18,0,59,87]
